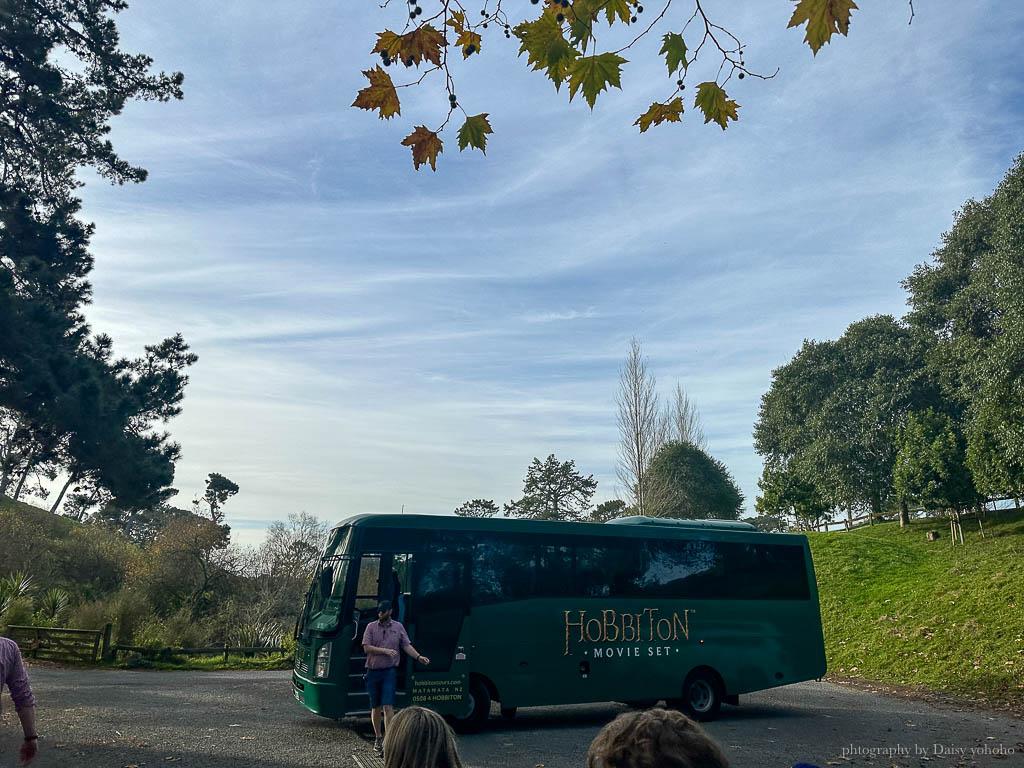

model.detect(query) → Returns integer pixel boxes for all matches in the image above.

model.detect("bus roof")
[607,516,756,531]
[329,513,794,542]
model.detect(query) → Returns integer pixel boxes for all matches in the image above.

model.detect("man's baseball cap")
[377,600,392,613]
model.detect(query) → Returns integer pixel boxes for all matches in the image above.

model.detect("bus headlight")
[315,642,332,678]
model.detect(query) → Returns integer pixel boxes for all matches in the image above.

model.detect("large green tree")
[754,315,939,525]
[645,440,743,520]
[904,155,1024,499]
[454,499,499,517]
[754,465,830,531]
[202,473,240,525]
[0,0,190,514]
[505,454,597,521]
[893,408,981,515]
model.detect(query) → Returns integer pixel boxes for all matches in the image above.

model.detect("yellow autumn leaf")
[372,25,446,66]
[351,66,400,120]
[401,126,443,171]
[787,0,858,55]
[457,30,482,58]
[634,98,684,133]
[446,10,465,34]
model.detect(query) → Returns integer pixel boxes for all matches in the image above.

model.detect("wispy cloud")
[58,0,1024,544]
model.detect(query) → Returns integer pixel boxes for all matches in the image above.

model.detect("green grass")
[808,509,1024,708]
[107,652,293,671]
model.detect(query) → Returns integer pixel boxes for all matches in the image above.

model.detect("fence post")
[101,623,113,661]
[224,643,229,661]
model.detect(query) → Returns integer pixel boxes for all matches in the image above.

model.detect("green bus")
[292,513,826,731]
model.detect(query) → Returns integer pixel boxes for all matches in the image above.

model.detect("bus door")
[406,551,473,716]
[344,552,414,713]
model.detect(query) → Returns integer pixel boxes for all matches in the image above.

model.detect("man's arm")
[363,644,399,658]
[360,625,397,658]
[401,643,429,665]
[18,704,37,740]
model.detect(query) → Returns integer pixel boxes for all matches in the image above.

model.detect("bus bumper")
[292,672,347,719]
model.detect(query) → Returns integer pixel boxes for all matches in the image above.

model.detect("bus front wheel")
[448,677,491,734]
[680,670,722,722]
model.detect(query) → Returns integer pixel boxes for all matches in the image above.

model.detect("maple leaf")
[634,98,684,133]
[660,33,687,74]
[693,81,739,130]
[603,0,631,25]
[787,0,858,55]
[402,25,447,65]
[375,25,447,66]
[372,30,403,59]
[446,10,466,34]
[457,30,482,58]
[457,113,493,154]
[567,53,627,109]
[401,126,443,171]
[514,14,580,90]
[351,66,400,120]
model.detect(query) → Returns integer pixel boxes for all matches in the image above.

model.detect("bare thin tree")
[669,381,706,448]
[616,338,660,516]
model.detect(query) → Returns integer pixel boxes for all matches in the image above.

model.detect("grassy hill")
[808,509,1024,710]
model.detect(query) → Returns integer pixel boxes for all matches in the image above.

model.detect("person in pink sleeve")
[362,600,430,756]
[1,636,38,764]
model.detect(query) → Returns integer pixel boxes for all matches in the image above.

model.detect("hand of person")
[20,737,37,765]
[418,655,430,665]
[386,648,399,657]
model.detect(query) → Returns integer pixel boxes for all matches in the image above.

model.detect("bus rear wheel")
[448,677,491,734]
[680,670,722,722]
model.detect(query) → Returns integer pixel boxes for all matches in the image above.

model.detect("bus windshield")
[301,527,353,634]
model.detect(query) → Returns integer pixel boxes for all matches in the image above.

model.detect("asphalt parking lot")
[1,669,1021,767]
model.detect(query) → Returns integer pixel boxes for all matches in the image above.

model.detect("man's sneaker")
[373,738,383,756]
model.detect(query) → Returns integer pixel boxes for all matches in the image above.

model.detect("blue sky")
[68,0,1024,546]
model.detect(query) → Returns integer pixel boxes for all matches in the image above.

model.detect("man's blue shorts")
[365,667,397,709]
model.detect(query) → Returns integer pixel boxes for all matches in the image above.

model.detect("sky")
[63,0,1024,547]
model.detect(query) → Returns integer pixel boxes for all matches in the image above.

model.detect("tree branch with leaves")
[352,0,888,169]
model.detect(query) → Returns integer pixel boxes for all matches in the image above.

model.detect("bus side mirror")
[319,566,334,599]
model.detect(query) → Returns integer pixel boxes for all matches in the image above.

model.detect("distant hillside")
[808,510,1024,710]
[0,494,77,539]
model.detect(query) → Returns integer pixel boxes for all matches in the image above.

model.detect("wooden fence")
[5,625,287,663]
[8,623,111,663]
[814,497,1022,533]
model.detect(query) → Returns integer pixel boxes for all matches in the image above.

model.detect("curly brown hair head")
[587,708,730,768]
[383,706,463,768]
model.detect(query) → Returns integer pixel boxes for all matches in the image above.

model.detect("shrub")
[39,588,71,624]
[136,609,214,650]
[0,596,35,633]
[0,571,35,615]
[229,619,283,650]
[109,589,154,646]
[68,599,113,631]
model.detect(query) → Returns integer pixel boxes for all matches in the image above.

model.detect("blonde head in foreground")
[383,705,464,768]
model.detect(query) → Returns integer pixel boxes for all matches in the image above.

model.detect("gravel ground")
[0,669,1021,768]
